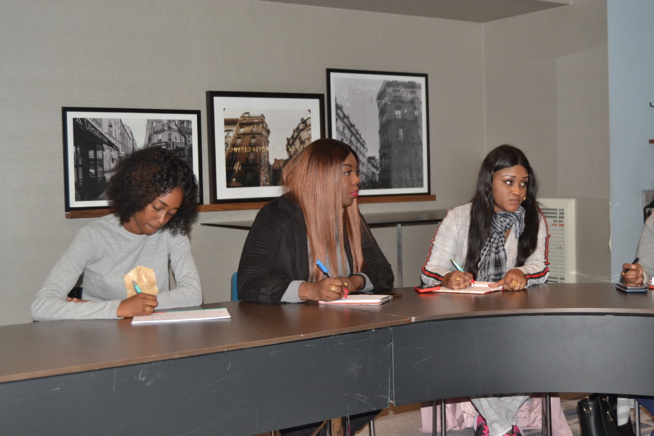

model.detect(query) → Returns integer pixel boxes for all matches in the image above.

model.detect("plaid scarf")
[476,206,526,282]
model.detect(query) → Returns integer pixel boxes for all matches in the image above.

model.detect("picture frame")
[62,107,202,213]
[207,91,324,203]
[327,69,430,197]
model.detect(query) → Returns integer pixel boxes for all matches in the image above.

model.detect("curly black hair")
[107,146,198,235]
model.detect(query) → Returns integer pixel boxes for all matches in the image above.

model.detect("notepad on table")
[436,281,502,295]
[318,294,393,305]
[132,308,231,324]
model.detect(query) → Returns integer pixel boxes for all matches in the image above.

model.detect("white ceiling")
[259,0,569,23]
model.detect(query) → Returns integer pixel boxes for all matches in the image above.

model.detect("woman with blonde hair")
[238,138,393,435]
[238,138,393,304]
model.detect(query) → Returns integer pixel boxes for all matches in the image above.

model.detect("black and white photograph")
[207,91,324,203]
[327,69,430,197]
[643,190,654,221]
[62,108,201,211]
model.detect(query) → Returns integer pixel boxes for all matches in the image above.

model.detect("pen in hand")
[132,280,143,294]
[450,258,474,284]
[316,260,348,297]
[621,257,640,280]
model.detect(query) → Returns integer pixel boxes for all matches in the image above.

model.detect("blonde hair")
[282,138,364,280]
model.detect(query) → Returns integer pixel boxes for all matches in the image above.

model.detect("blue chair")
[231,272,239,301]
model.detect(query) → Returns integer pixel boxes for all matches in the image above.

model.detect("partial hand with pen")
[117,293,159,318]
[442,271,474,289]
[299,279,347,302]
[621,258,644,286]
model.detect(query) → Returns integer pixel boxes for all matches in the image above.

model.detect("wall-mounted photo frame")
[62,107,202,213]
[327,69,430,197]
[207,91,324,203]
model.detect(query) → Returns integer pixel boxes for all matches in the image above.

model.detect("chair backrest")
[231,272,239,301]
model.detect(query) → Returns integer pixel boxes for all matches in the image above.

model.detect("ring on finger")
[329,285,339,293]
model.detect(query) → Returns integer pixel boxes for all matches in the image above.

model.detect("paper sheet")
[318,294,393,305]
[132,308,231,324]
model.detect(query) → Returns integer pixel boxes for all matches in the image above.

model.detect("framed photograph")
[207,91,324,203]
[643,190,654,221]
[327,69,430,197]
[62,107,202,212]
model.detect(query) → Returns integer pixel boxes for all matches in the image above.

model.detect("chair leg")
[542,393,552,436]
[635,399,641,436]
[368,419,375,436]
[432,399,447,436]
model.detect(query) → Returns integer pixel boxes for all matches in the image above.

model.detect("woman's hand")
[117,293,159,318]
[621,262,644,286]
[442,271,474,289]
[336,275,364,295]
[494,268,527,291]
[299,278,347,302]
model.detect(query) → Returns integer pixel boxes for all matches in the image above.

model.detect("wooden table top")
[0,301,409,384]
[4,283,649,385]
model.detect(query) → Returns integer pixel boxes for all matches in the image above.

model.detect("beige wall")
[484,0,610,282]
[0,0,607,326]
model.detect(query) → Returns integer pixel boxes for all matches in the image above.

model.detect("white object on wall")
[539,198,577,283]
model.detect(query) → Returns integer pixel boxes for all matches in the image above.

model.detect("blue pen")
[450,258,475,284]
[316,260,333,278]
[316,260,349,297]
[132,280,143,294]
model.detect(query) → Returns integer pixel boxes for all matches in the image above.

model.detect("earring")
[523,197,527,201]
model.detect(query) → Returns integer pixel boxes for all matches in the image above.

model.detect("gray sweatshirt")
[31,214,202,321]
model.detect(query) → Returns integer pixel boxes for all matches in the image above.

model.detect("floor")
[365,394,654,436]
[253,394,654,436]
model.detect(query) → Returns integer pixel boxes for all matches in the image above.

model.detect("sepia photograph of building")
[223,109,314,188]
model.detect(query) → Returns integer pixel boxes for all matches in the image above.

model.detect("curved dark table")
[354,283,654,402]
[2,283,654,435]
[0,302,407,435]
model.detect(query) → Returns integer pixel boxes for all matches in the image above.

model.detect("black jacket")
[237,194,394,303]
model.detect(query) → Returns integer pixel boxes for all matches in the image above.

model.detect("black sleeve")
[237,200,309,304]
[358,218,395,291]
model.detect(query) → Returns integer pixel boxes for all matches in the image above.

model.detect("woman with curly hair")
[32,146,202,321]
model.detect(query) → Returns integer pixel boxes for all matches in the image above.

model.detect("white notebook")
[132,308,231,324]
[318,294,392,305]
[438,281,503,294]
